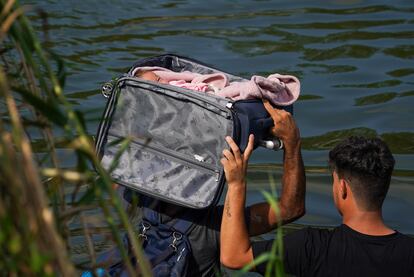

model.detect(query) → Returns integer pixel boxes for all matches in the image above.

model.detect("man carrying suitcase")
[220,102,414,276]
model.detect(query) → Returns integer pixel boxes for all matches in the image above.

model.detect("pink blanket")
[133,66,300,106]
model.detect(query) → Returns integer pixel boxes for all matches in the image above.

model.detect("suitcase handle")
[258,139,283,151]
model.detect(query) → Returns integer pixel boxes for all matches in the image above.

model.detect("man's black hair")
[328,136,395,211]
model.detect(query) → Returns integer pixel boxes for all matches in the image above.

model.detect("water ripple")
[304,44,378,61]
[387,68,414,77]
[301,128,414,154]
[334,80,402,88]
[18,0,414,235]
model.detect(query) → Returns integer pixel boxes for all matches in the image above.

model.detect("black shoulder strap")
[142,206,195,235]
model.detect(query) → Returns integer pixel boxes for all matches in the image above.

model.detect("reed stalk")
[0,0,151,275]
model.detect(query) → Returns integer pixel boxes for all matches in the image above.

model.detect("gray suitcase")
[96,54,291,209]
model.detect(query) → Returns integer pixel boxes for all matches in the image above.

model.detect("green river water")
[21,0,414,265]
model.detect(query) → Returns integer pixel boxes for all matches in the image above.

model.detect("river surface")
[23,0,414,258]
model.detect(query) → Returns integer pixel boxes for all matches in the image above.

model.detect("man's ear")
[339,179,348,199]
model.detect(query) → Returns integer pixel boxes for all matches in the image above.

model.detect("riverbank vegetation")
[0,1,151,275]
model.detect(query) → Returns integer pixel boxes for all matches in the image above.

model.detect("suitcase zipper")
[118,77,233,118]
[107,134,220,176]
[95,85,119,154]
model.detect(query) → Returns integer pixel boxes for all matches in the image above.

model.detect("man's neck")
[343,210,395,236]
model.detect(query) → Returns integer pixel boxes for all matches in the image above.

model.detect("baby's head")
[135,70,168,84]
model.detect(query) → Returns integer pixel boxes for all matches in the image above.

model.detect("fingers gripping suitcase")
[95,54,293,209]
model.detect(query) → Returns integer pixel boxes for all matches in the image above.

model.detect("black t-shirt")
[180,205,223,277]
[253,224,414,277]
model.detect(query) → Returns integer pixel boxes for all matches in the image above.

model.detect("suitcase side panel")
[99,80,234,209]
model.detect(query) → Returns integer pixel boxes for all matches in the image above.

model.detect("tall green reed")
[0,0,151,275]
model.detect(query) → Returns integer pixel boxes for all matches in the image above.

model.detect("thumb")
[262,99,274,115]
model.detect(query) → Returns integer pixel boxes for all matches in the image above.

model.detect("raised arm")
[248,100,306,236]
[220,134,255,268]
[220,101,306,268]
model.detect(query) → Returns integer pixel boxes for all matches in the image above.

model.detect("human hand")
[262,99,300,151]
[221,135,254,187]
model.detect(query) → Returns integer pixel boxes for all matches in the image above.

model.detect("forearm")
[247,202,275,236]
[279,141,306,223]
[248,101,305,235]
[247,142,305,235]
[220,182,253,268]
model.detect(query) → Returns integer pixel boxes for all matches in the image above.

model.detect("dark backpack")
[138,207,193,277]
[82,206,194,277]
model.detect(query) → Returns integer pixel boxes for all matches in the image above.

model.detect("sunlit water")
[23,0,414,263]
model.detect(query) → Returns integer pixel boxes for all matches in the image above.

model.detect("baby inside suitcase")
[96,54,298,209]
